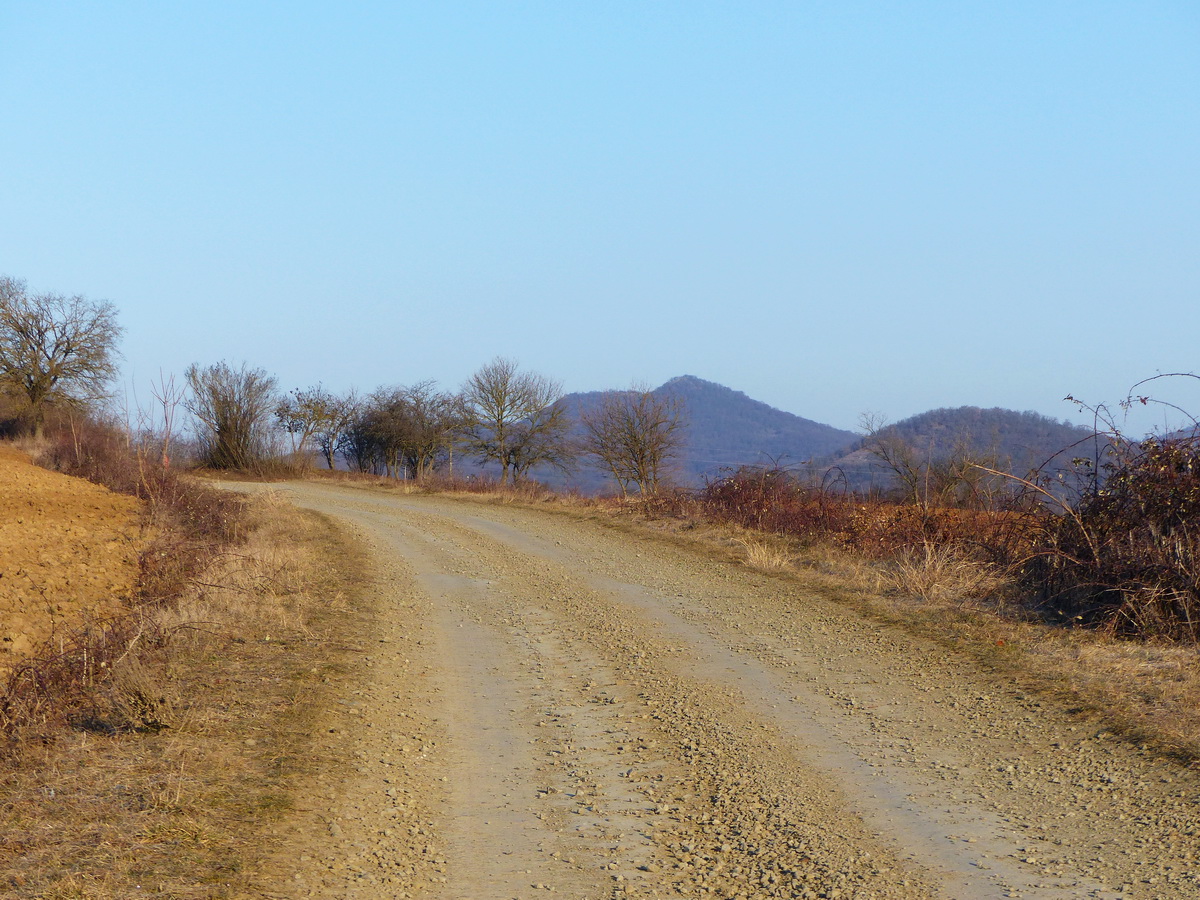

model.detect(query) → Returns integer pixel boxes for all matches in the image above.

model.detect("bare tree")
[150,370,185,468]
[581,387,686,496]
[394,380,463,478]
[0,276,123,436]
[858,414,1003,509]
[185,361,279,469]
[461,357,572,484]
[313,389,359,470]
[276,384,359,469]
[339,410,382,474]
[352,390,410,477]
[339,382,461,478]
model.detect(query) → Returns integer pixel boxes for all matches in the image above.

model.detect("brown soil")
[0,445,144,671]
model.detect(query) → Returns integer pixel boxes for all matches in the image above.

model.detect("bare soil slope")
[0,445,143,670]
[236,482,1200,900]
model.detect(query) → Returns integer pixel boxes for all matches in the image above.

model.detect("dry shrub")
[37,417,247,603]
[638,486,703,521]
[1027,435,1200,639]
[696,466,1037,563]
[0,615,169,740]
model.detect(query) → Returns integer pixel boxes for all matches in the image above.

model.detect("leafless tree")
[394,380,464,478]
[349,390,410,477]
[276,384,359,469]
[858,413,1003,509]
[339,382,461,477]
[0,276,123,436]
[581,387,686,496]
[461,357,572,484]
[185,361,279,469]
[313,389,359,470]
[150,371,185,468]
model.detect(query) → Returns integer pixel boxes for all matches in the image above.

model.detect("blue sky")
[2,2,1197,436]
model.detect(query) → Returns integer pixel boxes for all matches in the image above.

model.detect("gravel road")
[246,483,1200,900]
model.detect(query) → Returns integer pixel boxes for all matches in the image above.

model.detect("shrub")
[695,466,1036,565]
[1028,435,1200,638]
[185,361,280,470]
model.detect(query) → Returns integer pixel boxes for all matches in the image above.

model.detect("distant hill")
[657,376,857,482]
[559,375,856,492]
[822,407,1098,495]
[536,384,1101,498]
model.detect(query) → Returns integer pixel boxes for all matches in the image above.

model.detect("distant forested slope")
[822,407,1097,495]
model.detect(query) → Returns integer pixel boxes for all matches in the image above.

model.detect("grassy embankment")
[0,429,372,898]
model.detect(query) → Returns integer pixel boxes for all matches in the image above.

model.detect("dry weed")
[154,490,320,643]
[736,537,795,572]
[882,541,1004,604]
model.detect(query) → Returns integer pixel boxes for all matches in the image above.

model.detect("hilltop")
[561,376,856,491]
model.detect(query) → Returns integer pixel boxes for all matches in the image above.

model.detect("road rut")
[247,484,1200,900]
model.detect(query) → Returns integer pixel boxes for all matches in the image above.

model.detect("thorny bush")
[1029,435,1200,639]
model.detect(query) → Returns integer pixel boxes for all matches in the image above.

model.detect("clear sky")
[2,2,1197,436]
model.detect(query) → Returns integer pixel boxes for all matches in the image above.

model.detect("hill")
[541,384,1100,498]
[823,406,1097,495]
[656,375,858,481]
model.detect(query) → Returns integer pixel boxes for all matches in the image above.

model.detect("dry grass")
[880,541,1006,604]
[0,492,369,898]
[766,539,1200,762]
[735,536,796,573]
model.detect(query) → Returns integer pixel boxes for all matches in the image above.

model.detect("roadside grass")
[734,534,796,573]
[879,541,1007,604]
[718,525,1200,765]
[0,492,369,898]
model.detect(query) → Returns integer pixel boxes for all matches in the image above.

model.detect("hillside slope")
[0,445,143,673]
[824,406,1096,494]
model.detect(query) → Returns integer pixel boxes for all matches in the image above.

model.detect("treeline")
[0,275,686,496]
[184,357,685,497]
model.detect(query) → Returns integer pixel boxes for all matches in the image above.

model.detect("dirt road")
[247,483,1200,900]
